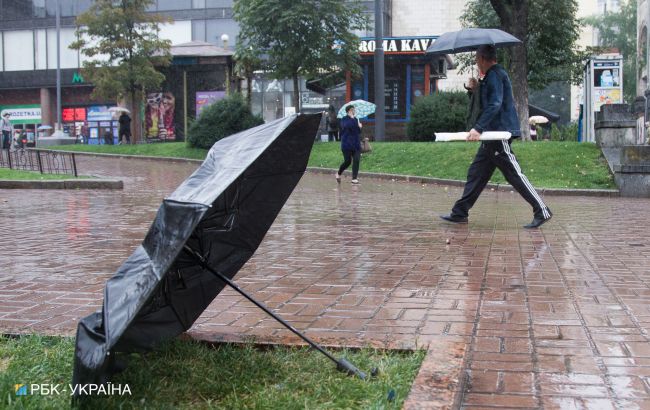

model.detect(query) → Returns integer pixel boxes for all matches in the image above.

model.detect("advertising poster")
[594,88,621,112]
[146,92,176,140]
[196,91,225,118]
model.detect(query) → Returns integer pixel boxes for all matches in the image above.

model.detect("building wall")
[391,0,469,91]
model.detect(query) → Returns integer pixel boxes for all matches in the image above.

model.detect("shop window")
[192,0,206,8]
[411,65,426,104]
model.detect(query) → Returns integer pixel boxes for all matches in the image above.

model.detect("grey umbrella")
[426,28,521,55]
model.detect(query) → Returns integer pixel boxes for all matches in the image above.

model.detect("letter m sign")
[72,72,84,84]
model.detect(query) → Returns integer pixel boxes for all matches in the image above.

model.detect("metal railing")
[0,148,77,177]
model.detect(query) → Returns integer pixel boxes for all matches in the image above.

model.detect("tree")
[70,0,172,143]
[584,0,637,103]
[233,0,368,112]
[461,0,588,139]
[234,40,264,110]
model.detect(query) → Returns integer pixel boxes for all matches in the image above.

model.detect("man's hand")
[467,128,481,141]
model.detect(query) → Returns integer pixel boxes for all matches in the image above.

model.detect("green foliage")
[460,0,590,90]
[547,122,579,141]
[583,0,637,103]
[407,92,470,141]
[69,0,172,102]
[186,94,263,149]
[234,0,369,108]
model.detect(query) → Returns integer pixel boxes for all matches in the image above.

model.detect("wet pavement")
[2,155,650,409]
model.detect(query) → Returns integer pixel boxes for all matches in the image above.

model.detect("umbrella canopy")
[337,100,376,119]
[73,113,322,386]
[426,28,521,55]
[529,115,549,125]
[108,107,130,114]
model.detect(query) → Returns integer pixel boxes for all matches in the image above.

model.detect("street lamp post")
[55,0,62,134]
[374,0,385,141]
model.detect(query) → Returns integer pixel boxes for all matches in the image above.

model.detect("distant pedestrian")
[440,45,552,229]
[103,128,113,145]
[118,112,131,144]
[1,113,12,149]
[325,105,339,142]
[335,105,362,184]
[80,121,90,144]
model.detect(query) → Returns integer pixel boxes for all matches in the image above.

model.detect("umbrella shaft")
[183,246,339,364]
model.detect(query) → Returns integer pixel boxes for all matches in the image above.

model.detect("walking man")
[440,45,552,229]
[118,112,132,144]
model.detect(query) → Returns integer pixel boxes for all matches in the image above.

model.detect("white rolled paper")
[434,131,512,142]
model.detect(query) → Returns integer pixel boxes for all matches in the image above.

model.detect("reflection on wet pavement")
[1,154,650,408]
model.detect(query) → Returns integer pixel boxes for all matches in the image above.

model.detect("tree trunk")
[293,74,300,114]
[490,0,530,141]
[246,73,252,110]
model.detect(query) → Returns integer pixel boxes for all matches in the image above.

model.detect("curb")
[0,179,123,189]
[307,167,620,197]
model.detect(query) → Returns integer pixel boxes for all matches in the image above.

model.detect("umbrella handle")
[182,245,367,380]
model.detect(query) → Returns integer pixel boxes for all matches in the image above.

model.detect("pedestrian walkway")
[1,155,650,408]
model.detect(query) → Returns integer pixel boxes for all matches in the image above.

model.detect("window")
[47,28,78,69]
[205,19,239,48]
[206,0,234,8]
[3,31,35,71]
[192,20,207,42]
[3,0,33,20]
[157,0,192,11]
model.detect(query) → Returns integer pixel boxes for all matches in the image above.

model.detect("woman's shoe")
[351,179,359,184]
[335,173,341,183]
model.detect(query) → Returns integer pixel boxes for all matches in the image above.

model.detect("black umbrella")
[426,28,522,55]
[73,113,367,392]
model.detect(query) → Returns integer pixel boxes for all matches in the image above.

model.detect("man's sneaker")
[351,179,359,184]
[523,208,553,229]
[439,214,468,224]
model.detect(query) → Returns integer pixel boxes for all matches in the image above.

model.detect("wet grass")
[47,140,616,189]
[1,335,424,410]
[48,142,207,160]
[310,140,616,189]
[0,168,87,180]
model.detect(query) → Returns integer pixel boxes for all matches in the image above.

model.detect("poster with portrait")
[145,92,176,140]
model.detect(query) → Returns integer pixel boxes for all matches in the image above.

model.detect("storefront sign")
[359,37,436,55]
[0,105,41,124]
[87,106,113,121]
[72,72,84,83]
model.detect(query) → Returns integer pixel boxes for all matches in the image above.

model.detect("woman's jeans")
[338,149,360,179]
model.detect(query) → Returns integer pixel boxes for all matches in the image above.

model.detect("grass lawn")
[1,335,424,409]
[0,168,83,180]
[310,141,615,190]
[47,140,616,189]
[50,142,208,160]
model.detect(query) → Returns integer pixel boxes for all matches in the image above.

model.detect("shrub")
[547,122,579,141]
[187,93,263,149]
[407,91,469,141]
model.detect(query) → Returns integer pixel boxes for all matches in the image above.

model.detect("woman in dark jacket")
[325,105,339,142]
[336,105,362,184]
